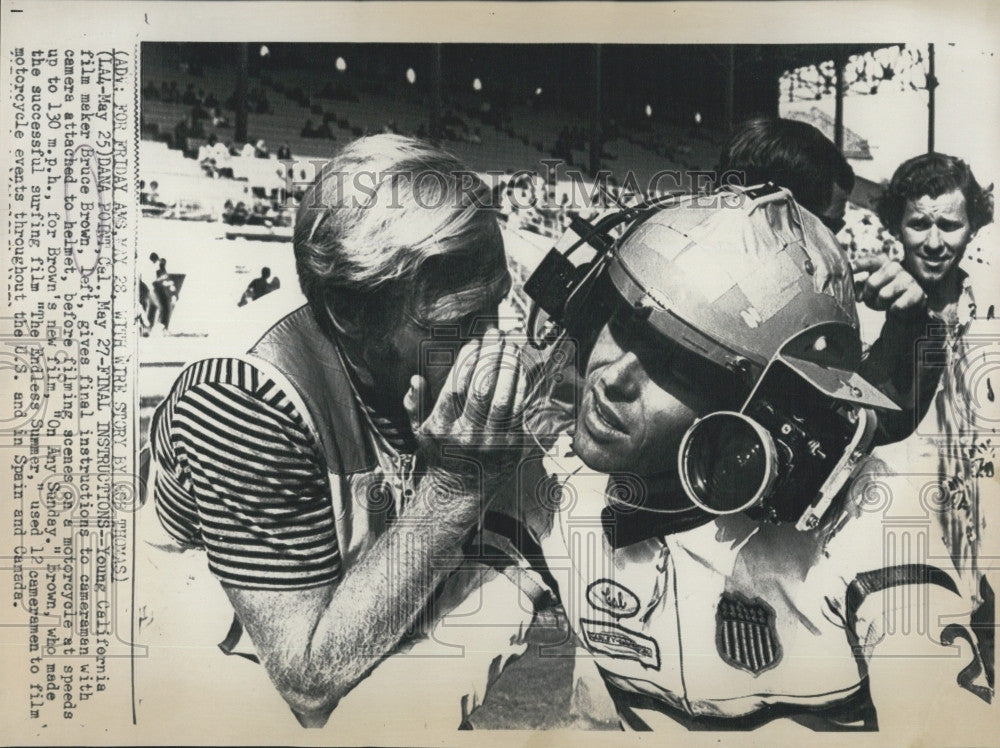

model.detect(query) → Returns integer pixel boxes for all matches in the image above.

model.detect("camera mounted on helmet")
[524,183,899,531]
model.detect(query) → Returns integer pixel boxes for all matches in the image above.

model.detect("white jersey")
[530,435,990,731]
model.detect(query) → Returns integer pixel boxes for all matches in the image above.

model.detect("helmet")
[525,183,898,530]
[608,184,859,384]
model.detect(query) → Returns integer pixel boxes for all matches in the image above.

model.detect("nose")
[600,350,642,402]
[924,224,944,253]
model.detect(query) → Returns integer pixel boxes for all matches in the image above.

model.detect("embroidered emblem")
[586,579,641,618]
[716,592,782,675]
[580,618,660,670]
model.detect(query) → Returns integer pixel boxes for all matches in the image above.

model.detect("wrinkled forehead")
[904,188,969,218]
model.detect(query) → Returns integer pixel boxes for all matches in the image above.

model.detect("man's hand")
[226,333,531,726]
[855,255,940,445]
[852,254,926,318]
[404,329,527,486]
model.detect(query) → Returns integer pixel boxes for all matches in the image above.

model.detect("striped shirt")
[150,358,340,590]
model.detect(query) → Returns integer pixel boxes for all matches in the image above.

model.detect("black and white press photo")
[2,3,998,746]
[133,38,997,735]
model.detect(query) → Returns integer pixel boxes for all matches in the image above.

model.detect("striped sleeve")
[151,358,340,590]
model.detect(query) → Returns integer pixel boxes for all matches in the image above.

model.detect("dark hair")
[717,117,855,217]
[261,266,271,279]
[876,152,994,236]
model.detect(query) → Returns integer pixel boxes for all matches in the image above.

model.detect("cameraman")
[510,186,988,731]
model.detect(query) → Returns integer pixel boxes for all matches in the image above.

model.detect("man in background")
[716,116,855,234]
[872,152,996,639]
[238,266,281,307]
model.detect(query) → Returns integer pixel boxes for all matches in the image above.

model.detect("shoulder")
[155,357,316,450]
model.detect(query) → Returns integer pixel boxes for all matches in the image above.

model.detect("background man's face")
[573,310,713,476]
[899,189,973,289]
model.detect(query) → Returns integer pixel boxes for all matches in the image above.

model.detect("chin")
[917,266,952,288]
[571,429,620,473]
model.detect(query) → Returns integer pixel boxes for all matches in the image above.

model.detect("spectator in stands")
[245,200,270,226]
[238,266,281,306]
[240,141,256,159]
[872,152,996,605]
[188,114,205,140]
[254,139,270,159]
[146,181,167,210]
[265,200,287,226]
[277,142,292,160]
[212,138,233,177]
[198,134,219,177]
[223,200,250,226]
[172,119,190,151]
[146,134,540,728]
[210,107,229,128]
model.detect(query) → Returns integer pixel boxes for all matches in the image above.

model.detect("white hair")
[293,134,502,330]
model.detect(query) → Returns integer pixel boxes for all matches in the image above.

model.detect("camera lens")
[678,412,778,514]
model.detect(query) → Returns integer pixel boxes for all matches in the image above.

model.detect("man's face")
[899,189,973,290]
[573,307,716,477]
[380,245,512,412]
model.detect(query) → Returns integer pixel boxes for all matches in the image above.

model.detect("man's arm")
[224,468,480,726]
[224,330,528,726]
[852,255,941,445]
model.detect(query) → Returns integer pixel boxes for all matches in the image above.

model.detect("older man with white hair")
[146,135,543,728]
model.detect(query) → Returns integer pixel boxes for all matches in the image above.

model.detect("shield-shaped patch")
[716,592,782,675]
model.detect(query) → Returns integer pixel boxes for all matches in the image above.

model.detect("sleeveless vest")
[220,305,551,660]
[243,304,410,568]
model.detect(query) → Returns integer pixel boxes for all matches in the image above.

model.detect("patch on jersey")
[586,579,641,618]
[580,618,660,670]
[716,592,782,675]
